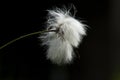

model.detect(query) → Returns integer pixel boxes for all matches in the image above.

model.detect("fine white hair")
[40,7,87,65]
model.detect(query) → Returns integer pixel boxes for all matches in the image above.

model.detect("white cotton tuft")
[40,7,87,65]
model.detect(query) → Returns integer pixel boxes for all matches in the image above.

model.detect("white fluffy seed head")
[40,7,87,65]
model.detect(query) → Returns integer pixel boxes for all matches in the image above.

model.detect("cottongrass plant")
[0,6,87,65]
[40,7,87,65]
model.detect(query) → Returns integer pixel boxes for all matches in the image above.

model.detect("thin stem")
[0,30,55,50]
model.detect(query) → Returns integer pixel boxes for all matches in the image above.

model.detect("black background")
[0,0,120,80]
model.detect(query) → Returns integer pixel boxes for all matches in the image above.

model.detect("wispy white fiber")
[40,7,87,65]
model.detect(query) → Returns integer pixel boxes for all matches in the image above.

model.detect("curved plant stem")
[0,30,55,50]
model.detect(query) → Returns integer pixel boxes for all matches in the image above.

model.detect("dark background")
[0,0,120,80]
